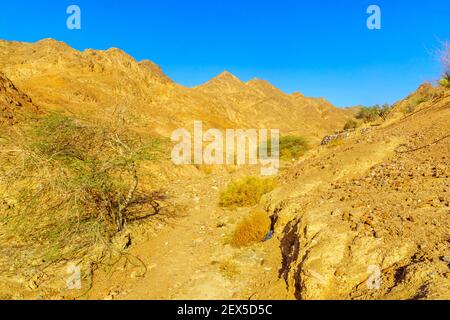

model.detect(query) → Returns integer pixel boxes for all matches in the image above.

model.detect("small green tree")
[343,119,358,130]
[438,41,450,88]
[356,106,380,122]
[378,104,392,120]
[356,104,391,122]
[260,135,310,161]
[439,73,450,88]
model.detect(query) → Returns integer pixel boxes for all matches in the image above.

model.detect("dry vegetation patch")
[0,111,168,273]
[219,176,276,208]
[230,208,271,247]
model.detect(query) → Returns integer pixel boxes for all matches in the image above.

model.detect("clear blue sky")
[0,0,449,107]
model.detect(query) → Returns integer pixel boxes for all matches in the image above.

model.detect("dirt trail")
[83,170,285,300]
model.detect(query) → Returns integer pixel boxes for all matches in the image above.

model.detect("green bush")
[219,176,276,208]
[260,135,310,161]
[439,73,450,88]
[404,96,428,114]
[356,104,391,122]
[343,119,358,130]
[378,104,392,120]
[356,107,379,122]
[279,135,309,160]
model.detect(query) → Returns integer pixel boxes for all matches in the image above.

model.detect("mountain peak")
[36,38,68,46]
[292,91,305,98]
[35,38,76,53]
[214,70,241,82]
[247,78,268,86]
[195,70,246,93]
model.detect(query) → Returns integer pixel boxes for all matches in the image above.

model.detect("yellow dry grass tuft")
[219,176,276,208]
[230,208,271,247]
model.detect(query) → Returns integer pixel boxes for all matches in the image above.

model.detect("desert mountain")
[0,39,352,141]
[195,71,355,142]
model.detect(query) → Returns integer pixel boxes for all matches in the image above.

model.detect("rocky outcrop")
[0,73,38,125]
[320,130,354,145]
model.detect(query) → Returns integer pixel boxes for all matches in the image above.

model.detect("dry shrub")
[0,111,166,266]
[230,208,271,247]
[219,176,276,208]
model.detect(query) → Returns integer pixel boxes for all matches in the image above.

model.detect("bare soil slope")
[257,86,450,299]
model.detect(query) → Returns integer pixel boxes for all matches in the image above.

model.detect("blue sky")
[0,0,449,107]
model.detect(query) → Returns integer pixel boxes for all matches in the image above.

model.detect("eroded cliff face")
[266,86,450,299]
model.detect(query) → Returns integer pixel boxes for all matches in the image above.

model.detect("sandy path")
[84,171,276,300]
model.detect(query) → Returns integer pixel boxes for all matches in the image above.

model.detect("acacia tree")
[14,112,164,233]
[438,41,450,87]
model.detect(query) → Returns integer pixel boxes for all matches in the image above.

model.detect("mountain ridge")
[0,38,353,141]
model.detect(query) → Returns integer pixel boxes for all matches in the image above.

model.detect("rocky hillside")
[257,85,450,299]
[195,72,353,142]
[0,72,38,125]
[0,39,352,141]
